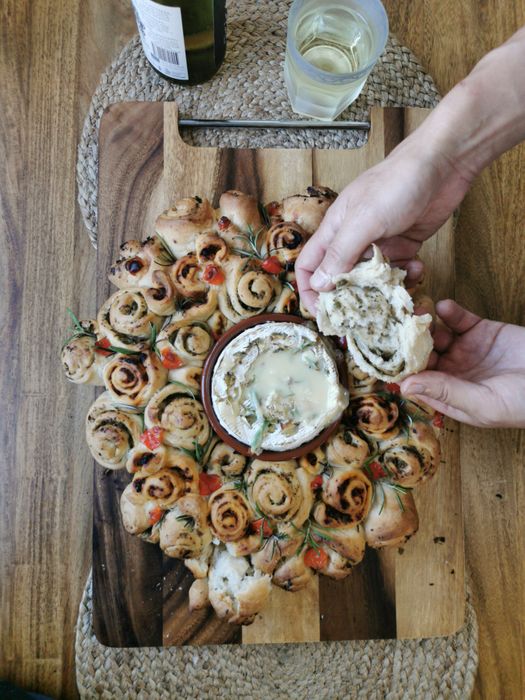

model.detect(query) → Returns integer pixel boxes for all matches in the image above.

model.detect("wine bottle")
[132,0,226,85]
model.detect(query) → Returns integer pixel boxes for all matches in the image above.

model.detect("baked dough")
[317,245,433,381]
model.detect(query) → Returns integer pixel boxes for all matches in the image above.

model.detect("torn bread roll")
[317,245,432,382]
[208,548,271,625]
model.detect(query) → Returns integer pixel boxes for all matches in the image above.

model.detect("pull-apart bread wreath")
[62,186,443,626]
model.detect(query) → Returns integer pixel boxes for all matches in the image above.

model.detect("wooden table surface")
[0,1,523,698]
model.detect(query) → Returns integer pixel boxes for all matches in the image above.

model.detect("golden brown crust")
[207,442,247,478]
[208,486,253,542]
[350,394,400,440]
[298,446,326,475]
[159,494,211,559]
[144,386,211,450]
[325,428,370,469]
[155,197,215,258]
[273,553,314,591]
[97,290,163,351]
[321,468,372,523]
[218,256,281,323]
[157,319,214,367]
[380,421,441,487]
[218,190,263,233]
[280,186,337,234]
[61,330,107,385]
[265,221,310,265]
[364,484,419,548]
[103,351,168,409]
[195,232,229,264]
[245,460,312,526]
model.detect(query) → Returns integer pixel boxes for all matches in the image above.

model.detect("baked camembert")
[211,322,349,454]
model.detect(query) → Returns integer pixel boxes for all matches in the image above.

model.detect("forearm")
[399,26,525,181]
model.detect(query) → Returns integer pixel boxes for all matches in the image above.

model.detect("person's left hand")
[400,300,525,428]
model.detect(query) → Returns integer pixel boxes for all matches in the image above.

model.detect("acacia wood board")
[94,102,465,647]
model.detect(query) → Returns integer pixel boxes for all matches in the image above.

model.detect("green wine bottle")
[132,0,226,85]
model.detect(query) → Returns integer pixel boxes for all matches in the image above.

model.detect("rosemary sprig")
[154,233,176,266]
[232,225,265,260]
[175,514,195,530]
[179,435,213,465]
[293,520,335,555]
[257,201,271,229]
[233,478,248,496]
[149,322,162,359]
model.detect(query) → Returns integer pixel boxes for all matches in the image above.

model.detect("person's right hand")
[296,137,474,315]
[401,300,525,428]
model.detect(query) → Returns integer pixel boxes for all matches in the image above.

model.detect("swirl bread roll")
[126,444,167,475]
[195,232,229,264]
[265,222,310,265]
[250,533,301,575]
[321,468,372,523]
[108,237,172,291]
[144,385,211,450]
[155,196,215,258]
[380,421,441,487]
[159,494,211,560]
[127,449,199,505]
[120,483,163,537]
[346,354,378,396]
[168,288,219,325]
[98,290,163,351]
[218,256,281,323]
[172,253,207,298]
[317,245,432,382]
[280,186,337,234]
[167,366,202,393]
[269,285,299,315]
[245,460,312,526]
[318,548,355,580]
[299,447,326,475]
[157,320,214,367]
[218,190,263,233]
[325,428,369,468]
[61,329,107,385]
[364,483,419,548]
[208,486,253,542]
[103,351,167,409]
[208,547,272,625]
[207,309,230,339]
[312,517,366,563]
[143,270,177,316]
[273,553,314,592]
[351,394,400,440]
[207,442,246,478]
[85,392,142,469]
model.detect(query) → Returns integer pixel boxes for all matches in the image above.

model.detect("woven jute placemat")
[76,0,440,247]
[75,1,477,696]
[76,572,478,699]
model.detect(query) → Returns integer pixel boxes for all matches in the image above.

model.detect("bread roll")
[245,460,312,527]
[321,468,372,523]
[144,385,211,450]
[195,232,229,265]
[273,553,314,592]
[103,351,167,409]
[218,256,281,323]
[265,221,310,265]
[364,483,419,548]
[97,290,163,351]
[317,245,432,381]
[218,190,263,233]
[207,442,246,478]
[157,319,214,367]
[159,494,211,560]
[61,329,107,385]
[325,427,369,468]
[350,394,400,440]
[208,486,253,542]
[380,421,440,487]
[280,186,337,234]
[155,197,215,258]
[85,392,142,469]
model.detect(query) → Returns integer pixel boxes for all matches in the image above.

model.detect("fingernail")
[311,268,331,290]
[407,383,426,395]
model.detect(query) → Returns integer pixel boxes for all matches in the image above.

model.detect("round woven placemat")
[75,2,476,696]
[77,0,440,247]
[76,572,478,700]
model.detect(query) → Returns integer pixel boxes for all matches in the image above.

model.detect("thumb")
[400,371,486,426]
[310,212,380,291]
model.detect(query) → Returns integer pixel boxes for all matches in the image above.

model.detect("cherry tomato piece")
[432,412,445,429]
[304,547,329,570]
[140,426,164,451]
[385,383,401,394]
[203,264,225,285]
[94,337,113,356]
[261,256,283,275]
[161,348,184,370]
[217,216,231,231]
[148,506,163,524]
[251,517,273,538]
[369,461,386,480]
[199,473,222,496]
[310,475,323,491]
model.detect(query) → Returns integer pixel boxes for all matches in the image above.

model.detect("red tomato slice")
[217,216,231,231]
[140,426,164,451]
[304,547,329,570]
[202,264,225,285]
[432,412,444,429]
[310,475,323,491]
[369,461,386,480]
[94,337,113,356]
[251,517,273,538]
[199,473,222,496]
[261,256,282,275]
[385,383,401,394]
[148,506,163,524]
[161,349,184,370]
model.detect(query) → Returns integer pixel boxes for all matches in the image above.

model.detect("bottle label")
[132,0,189,80]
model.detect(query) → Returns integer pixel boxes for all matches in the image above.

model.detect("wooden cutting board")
[94,102,465,647]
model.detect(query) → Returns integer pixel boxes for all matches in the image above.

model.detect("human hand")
[296,139,473,315]
[400,300,525,428]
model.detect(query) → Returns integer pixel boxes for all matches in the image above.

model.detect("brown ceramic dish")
[201,313,347,461]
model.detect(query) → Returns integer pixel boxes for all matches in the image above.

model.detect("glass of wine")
[284,0,389,120]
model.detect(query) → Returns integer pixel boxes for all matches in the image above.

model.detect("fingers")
[403,259,425,287]
[435,299,481,334]
[400,370,487,426]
